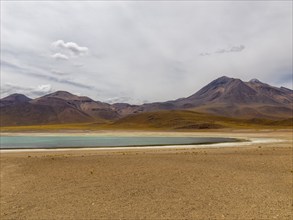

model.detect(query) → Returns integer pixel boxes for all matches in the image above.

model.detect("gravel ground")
[1,131,292,219]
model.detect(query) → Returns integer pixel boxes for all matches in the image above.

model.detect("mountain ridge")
[1,76,292,126]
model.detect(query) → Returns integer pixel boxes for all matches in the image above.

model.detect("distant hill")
[31,91,119,120]
[111,110,293,130]
[0,93,31,107]
[1,76,292,126]
[115,76,293,119]
[0,91,119,126]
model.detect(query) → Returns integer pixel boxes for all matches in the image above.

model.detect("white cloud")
[36,84,52,93]
[51,53,69,60]
[52,40,89,56]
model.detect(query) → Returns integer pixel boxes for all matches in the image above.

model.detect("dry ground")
[0,130,292,219]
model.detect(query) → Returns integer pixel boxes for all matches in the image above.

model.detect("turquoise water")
[0,136,239,149]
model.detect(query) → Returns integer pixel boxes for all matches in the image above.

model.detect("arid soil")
[1,130,292,219]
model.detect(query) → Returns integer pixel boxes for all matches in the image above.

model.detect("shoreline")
[0,137,284,153]
[1,128,292,136]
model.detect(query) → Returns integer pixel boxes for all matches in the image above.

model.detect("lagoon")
[0,136,240,149]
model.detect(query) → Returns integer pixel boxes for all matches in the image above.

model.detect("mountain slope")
[32,91,119,120]
[0,94,31,107]
[115,76,292,119]
[0,102,92,126]
[111,110,293,130]
[1,76,292,126]
[183,76,293,118]
[0,91,119,126]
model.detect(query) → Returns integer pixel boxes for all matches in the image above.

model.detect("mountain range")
[1,76,292,127]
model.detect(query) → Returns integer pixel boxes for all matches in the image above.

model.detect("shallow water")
[0,136,239,149]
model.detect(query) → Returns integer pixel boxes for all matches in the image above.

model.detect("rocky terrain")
[1,76,292,126]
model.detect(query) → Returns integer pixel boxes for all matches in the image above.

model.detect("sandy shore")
[1,130,292,219]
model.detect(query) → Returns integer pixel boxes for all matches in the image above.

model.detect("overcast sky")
[1,1,292,103]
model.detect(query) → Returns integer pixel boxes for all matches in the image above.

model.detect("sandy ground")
[0,130,292,219]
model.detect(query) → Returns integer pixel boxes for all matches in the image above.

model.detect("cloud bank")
[1,1,292,103]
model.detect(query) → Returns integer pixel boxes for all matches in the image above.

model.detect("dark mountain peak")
[193,76,242,97]
[208,76,243,87]
[1,93,31,102]
[217,76,232,80]
[249,78,262,83]
[35,91,93,101]
[42,91,96,102]
[180,75,279,106]
[213,75,234,83]
[0,93,31,107]
[44,91,78,99]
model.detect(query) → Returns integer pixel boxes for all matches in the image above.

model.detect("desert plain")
[0,129,292,219]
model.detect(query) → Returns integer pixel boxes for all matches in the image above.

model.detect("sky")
[1,1,292,104]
